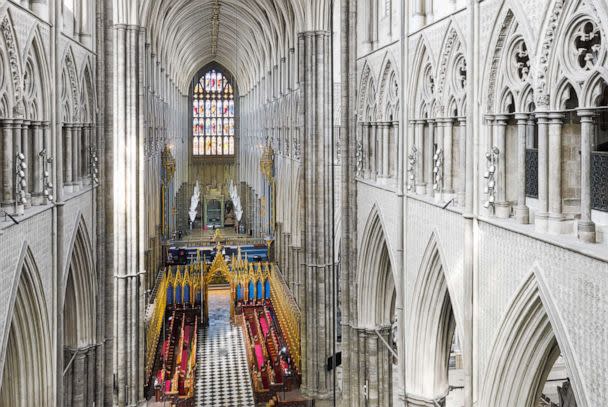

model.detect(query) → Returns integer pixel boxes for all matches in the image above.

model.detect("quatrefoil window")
[573,20,601,71]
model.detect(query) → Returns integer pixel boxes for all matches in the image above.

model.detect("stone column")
[84,125,91,185]
[514,113,529,224]
[1,119,14,208]
[443,118,454,194]
[370,123,377,180]
[111,24,146,406]
[577,109,596,242]
[494,115,511,218]
[526,116,536,148]
[299,30,333,400]
[31,122,44,205]
[73,124,81,188]
[361,123,368,178]
[21,121,32,208]
[425,120,435,195]
[535,112,549,232]
[86,347,96,406]
[412,0,426,29]
[458,118,466,206]
[381,122,389,178]
[414,120,425,194]
[72,350,86,407]
[367,331,379,406]
[547,113,565,234]
[64,124,74,193]
[393,121,399,183]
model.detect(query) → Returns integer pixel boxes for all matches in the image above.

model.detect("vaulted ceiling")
[116,0,332,93]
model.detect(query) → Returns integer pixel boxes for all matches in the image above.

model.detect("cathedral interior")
[0,0,606,406]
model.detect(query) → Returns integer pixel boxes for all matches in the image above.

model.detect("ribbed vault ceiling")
[130,0,332,93]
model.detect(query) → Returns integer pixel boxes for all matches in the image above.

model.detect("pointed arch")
[481,267,588,407]
[406,232,462,402]
[357,60,374,120]
[63,216,97,347]
[357,205,396,328]
[0,15,23,117]
[0,244,52,407]
[377,51,400,121]
[79,58,96,124]
[61,46,80,123]
[409,37,435,118]
[436,22,467,113]
[482,7,535,114]
[22,26,51,122]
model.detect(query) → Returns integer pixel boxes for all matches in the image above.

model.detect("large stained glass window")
[192,69,236,156]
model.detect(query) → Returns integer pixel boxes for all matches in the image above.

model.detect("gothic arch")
[63,216,97,347]
[357,60,374,120]
[482,7,534,114]
[0,14,23,117]
[61,46,80,123]
[0,244,52,407]
[377,51,400,121]
[481,268,588,407]
[357,205,396,328]
[436,23,467,114]
[406,233,462,403]
[22,26,50,122]
[409,37,435,118]
[535,0,608,109]
[79,59,96,124]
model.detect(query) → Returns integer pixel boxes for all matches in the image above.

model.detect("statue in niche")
[224,199,236,227]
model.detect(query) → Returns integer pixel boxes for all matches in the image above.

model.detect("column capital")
[494,114,510,124]
[484,114,496,123]
[457,116,467,125]
[547,112,565,122]
[514,112,529,121]
[1,118,15,126]
[392,120,399,127]
[577,108,597,119]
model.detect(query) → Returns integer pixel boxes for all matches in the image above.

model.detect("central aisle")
[195,288,255,407]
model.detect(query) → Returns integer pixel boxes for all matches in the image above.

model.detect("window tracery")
[192,69,236,157]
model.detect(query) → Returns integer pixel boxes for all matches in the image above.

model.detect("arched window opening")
[192,68,236,157]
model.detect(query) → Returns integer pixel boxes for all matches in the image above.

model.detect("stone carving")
[355,140,363,177]
[535,0,564,107]
[1,16,24,117]
[513,40,530,82]
[358,63,371,118]
[487,11,514,113]
[436,29,459,98]
[64,51,80,122]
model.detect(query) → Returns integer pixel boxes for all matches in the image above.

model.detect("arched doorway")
[356,208,398,406]
[63,221,97,406]
[0,248,52,406]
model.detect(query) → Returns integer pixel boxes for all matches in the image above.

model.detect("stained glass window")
[192,69,236,156]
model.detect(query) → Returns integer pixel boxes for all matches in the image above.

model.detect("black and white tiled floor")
[195,289,255,407]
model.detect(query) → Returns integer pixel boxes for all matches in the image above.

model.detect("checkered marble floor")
[195,289,255,407]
